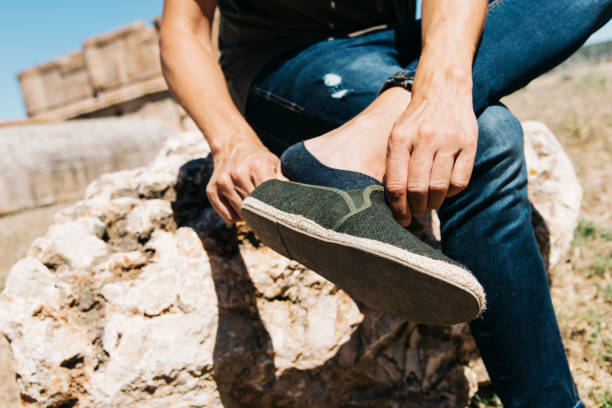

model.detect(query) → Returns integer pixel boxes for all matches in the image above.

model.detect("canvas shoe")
[241,179,486,325]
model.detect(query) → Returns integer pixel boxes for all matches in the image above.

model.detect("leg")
[246,29,412,182]
[245,29,403,156]
[243,2,611,404]
[438,104,583,407]
[247,0,611,178]
[400,0,612,115]
[244,36,585,407]
[472,0,612,113]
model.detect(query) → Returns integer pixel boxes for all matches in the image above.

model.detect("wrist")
[414,45,473,89]
[203,113,262,156]
[209,129,264,157]
[411,62,473,102]
[421,40,476,66]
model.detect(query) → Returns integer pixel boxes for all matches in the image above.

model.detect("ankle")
[348,111,394,138]
[370,86,412,118]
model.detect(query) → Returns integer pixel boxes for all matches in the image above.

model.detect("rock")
[0,117,176,216]
[27,217,109,271]
[125,200,174,241]
[0,123,580,407]
[522,121,583,268]
[0,335,19,408]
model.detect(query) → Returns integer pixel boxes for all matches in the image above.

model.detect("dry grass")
[0,62,609,408]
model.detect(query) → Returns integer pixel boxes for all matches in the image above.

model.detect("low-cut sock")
[280,141,382,191]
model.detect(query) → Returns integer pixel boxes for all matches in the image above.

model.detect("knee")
[439,105,527,218]
[438,105,530,237]
[473,104,526,192]
[477,105,524,159]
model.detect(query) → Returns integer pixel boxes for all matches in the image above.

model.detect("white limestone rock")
[27,217,109,271]
[523,121,583,267]
[0,123,580,407]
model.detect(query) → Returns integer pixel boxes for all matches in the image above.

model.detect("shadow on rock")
[171,155,481,408]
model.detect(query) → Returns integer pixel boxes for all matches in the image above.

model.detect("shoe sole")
[241,196,485,325]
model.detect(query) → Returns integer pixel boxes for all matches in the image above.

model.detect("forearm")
[159,9,261,155]
[412,0,488,100]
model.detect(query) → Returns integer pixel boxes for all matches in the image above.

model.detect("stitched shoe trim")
[332,185,384,230]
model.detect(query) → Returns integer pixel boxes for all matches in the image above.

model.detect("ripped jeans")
[243,0,612,407]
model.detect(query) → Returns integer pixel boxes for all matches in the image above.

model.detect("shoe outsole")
[242,196,486,325]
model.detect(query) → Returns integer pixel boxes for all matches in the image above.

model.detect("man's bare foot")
[304,87,411,182]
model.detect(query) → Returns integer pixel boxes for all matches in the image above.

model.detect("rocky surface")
[0,122,581,407]
[523,121,583,268]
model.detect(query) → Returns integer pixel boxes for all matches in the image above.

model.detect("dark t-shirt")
[217,0,417,114]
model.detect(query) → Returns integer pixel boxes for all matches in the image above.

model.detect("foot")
[302,87,411,183]
[241,178,486,324]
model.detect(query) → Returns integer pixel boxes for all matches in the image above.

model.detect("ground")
[0,62,610,408]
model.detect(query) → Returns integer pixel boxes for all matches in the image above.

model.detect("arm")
[160,0,285,224]
[384,0,488,225]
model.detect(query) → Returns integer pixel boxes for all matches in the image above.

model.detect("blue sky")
[0,1,610,121]
[0,1,164,121]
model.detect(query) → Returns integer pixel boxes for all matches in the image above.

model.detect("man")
[159,0,611,406]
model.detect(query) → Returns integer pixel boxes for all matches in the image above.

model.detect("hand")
[206,141,287,224]
[384,91,478,226]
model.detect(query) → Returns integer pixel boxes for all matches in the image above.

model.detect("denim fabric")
[243,0,611,406]
[217,0,416,114]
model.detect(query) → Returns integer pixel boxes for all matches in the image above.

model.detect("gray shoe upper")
[248,179,469,270]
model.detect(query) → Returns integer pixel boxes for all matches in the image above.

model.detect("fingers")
[406,143,434,217]
[230,164,255,199]
[212,157,285,224]
[386,129,473,218]
[220,195,241,221]
[251,163,272,186]
[250,163,268,186]
[427,151,454,210]
[206,181,240,224]
[385,132,412,226]
[216,174,245,220]
[233,175,255,200]
[383,96,478,215]
[206,143,287,225]
[250,157,288,185]
[447,148,476,197]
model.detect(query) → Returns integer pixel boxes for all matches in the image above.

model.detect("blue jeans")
[243,1,612,407]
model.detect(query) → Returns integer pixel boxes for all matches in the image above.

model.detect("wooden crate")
[83,21,162,92]
[18,51,93,117]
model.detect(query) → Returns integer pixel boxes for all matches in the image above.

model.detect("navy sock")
[280,141,383,191]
